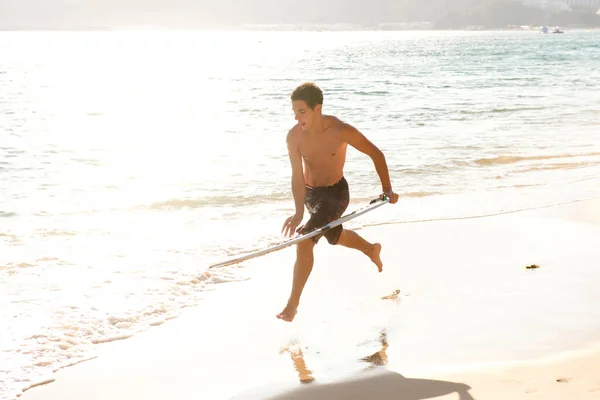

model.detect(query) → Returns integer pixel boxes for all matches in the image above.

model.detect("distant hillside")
[432,0,600,28]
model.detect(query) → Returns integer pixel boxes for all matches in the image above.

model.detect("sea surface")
[1,29,600,399]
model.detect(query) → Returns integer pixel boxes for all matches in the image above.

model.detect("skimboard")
[208,195,389,269]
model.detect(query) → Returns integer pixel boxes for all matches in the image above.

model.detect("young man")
[277,82,399,322]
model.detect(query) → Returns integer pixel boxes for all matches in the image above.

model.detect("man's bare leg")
[336,229,383,272]
[276,239,315,322]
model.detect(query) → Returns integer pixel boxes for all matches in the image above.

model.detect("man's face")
[292,100,320,131]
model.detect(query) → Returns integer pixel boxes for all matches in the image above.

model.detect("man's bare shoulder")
[323,115,356,138]
[323,115,345,130]
[286,124,303,144]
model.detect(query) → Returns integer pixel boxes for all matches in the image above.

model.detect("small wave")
[475,152,600,166]
[37,229,78,237]
[567,176,600,185]
[518,160,600,172]
[459,107,545,114]
[36,257,64,263]
[91,332,134,344]
[494,183,543,189]
[21,377,56,394]
[72,158,102,166]
[148,192,290,210]
[398,160,470,175]
[500,77,540,81]
[434,145,483,151]
[0,211,17,218]
[398,165,453,175]
[491,107,547,113]
[402,191,441,198]
[355,90,389,96]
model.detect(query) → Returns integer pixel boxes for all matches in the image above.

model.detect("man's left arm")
[340,123,398,203]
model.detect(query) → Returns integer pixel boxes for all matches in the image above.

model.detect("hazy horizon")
[1,1,599,32]
[2,0,406,30]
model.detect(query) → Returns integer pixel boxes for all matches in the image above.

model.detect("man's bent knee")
[296,238,315,254]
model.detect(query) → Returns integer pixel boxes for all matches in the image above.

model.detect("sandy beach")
[20,197,600,400]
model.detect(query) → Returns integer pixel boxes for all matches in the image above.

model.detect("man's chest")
[298,135,346,162]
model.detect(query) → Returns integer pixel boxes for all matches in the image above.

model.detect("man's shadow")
[276,329,475,400]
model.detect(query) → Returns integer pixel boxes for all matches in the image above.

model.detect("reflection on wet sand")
[279,342,315,384]
[280,329,390,384]
[360,330,389,369]
[276,329,475,400]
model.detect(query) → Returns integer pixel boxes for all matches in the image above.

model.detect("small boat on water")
[552,27,564,33]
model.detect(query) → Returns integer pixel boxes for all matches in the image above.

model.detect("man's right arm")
[286,131,305,218]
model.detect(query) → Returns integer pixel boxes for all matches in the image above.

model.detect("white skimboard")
[208,195,389,269]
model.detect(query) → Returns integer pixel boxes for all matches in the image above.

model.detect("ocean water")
[1,29,600,398]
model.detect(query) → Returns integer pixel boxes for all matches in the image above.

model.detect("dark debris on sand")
[525,264,540,269]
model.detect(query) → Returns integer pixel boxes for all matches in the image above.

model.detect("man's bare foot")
[368,243,383,272]
[276,304,298,322]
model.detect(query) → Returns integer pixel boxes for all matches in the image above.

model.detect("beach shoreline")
[19,197,600,400]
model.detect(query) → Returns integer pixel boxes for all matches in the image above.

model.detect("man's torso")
[291,115,348,187]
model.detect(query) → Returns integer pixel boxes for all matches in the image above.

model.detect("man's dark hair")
[291,82,323,110]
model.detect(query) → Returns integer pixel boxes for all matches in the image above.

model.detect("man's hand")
[282,213,304,237]
[383,190,399,204]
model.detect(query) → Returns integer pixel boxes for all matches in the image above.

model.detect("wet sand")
[21,198,600,400]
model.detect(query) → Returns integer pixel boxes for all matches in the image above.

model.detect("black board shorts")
[297,177,350,244]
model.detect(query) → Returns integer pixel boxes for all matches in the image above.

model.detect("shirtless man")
[277,82,399,322]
